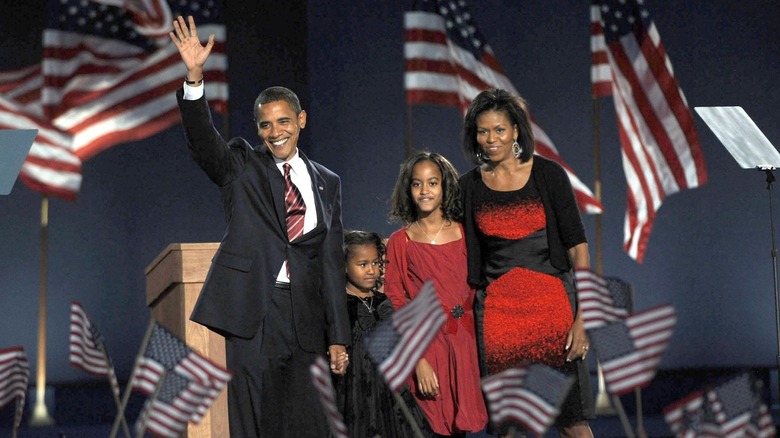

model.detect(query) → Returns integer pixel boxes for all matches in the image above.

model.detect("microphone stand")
[759,165,780,400]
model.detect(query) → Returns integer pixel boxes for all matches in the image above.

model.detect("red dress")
[474,188,574,371]
[384,225,488,435]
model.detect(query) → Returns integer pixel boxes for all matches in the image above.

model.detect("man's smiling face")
[256,100,307,161]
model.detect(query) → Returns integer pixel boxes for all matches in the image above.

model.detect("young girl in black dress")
[335,230,431,437]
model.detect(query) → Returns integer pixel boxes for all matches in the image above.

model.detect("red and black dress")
[474,175,573,370]
[469,171,594,429]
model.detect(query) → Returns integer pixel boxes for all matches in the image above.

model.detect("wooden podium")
[145,242,228,438]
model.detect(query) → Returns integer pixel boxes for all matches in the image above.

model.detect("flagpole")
[30,195,54,426]
[12,398,20,438]
[109,318,156,438]
[611,394,636,438]
[391,391,425,438]
[592,99,604,277]
[405,105,413,158]
[134,370,167,438]
[592,99,642,437]
[591,97,615,416]
[634,387,647,438]
[590,93,621,422]
[99,345,132,438]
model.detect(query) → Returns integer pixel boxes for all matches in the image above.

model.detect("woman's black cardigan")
[459,154,588,289]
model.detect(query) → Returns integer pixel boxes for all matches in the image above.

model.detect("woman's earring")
[512,140,522,158]
[477,150,487,162]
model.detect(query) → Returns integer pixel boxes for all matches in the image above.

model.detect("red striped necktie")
[283,163,306,241]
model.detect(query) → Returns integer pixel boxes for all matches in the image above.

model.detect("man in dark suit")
[169,16,350,437]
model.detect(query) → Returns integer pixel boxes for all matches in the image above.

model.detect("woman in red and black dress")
[459,89,595,438]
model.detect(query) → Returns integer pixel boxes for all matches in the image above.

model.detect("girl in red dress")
[385,152,488,437]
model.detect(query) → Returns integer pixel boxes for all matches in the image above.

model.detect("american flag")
[605,277,634,312]
[136,372,217,438]
[42,0,227,160]
[708,373,754,437]
[310,355,348,438]
[363,280,445,392]
[69,301,111,376]
[575,268,630,330]
[746,401,776,438]
[0,0,227,200]
[481,364,574,437]
[708,373,776,438]
[591,0,707,262]
[663,390,718,438]
[664,373,776,438]
[69,301,121,398]
[0,64,42,111]
[404,0,603,215]
[131,323,231,424]
[0,346,30,432]
[588,304,676,396]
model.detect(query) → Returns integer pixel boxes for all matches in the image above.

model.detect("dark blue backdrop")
[1,0,779,387]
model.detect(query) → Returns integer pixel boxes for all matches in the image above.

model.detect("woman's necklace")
[414,220,446,244]
[347,288,374,312]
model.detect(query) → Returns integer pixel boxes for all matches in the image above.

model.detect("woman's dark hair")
[253,86,302,121]
[461,88,535,165]
[388,151,462,224]
[343,230,386,290]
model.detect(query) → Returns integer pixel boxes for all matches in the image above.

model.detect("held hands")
[565,312,590,362]
[414,358,440,399]
[169,16,215,82]
[328,344,349,375]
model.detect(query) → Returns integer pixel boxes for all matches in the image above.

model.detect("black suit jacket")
[177,89,350,352]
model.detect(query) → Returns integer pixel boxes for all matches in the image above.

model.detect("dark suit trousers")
[225,285,328,437]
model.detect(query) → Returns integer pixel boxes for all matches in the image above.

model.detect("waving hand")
[169,16,215,84]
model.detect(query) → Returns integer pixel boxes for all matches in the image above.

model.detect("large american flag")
[575,268,630,330]
[310,355,348,438]
[0,346,30,432]
[0,0,227,200]
[587,304,676,396]
[404,0,603,215]
[131,323,231,424]
[69,301,121,398]
[42,0,228,160]
[591,0,707,262]
[481,364,574,437]
[363,280,445,392]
